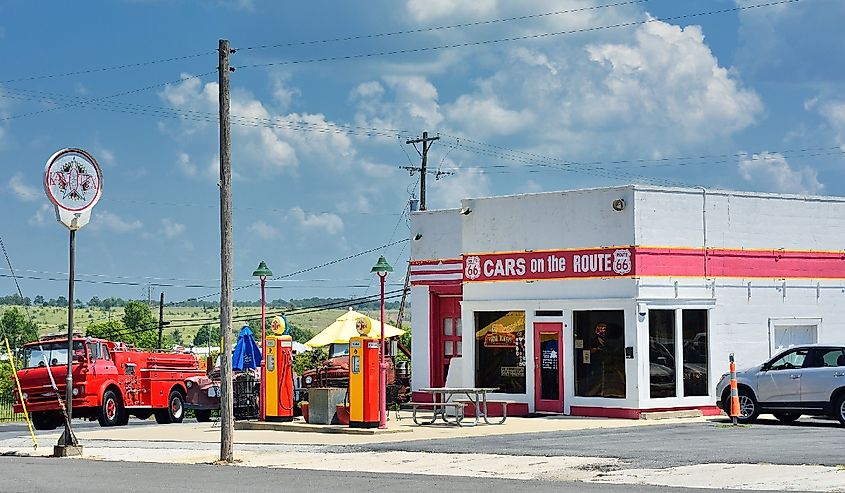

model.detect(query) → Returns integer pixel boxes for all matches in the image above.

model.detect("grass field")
[1,305,404,345]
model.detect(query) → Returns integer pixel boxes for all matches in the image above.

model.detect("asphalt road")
[355,418,845,468]
[0,457,795,493]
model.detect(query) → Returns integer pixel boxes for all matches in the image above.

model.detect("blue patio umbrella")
[233,325,262,371]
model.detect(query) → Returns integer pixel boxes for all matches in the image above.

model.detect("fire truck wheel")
[31,411,61,431]
[98,390,125,427]
[156,390,185,424]
[194,410,212,422]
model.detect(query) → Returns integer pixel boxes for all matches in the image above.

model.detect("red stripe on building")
[410,258,462,266]
[410,268,464,276]
[636,247,845,279]
[410,279,463,286]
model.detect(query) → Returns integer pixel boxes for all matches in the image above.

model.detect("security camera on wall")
[612,199,626,211]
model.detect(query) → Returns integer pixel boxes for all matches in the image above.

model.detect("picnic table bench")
[408,387,506,426]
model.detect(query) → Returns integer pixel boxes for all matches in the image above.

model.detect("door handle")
[834,373,845,378]
[789,374,801,379]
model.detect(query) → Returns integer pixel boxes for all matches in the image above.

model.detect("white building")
[409,185,845,418]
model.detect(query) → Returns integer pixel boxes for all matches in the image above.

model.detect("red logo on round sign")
[44,148,102,213]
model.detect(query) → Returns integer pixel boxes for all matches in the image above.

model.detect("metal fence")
[0,393,25,422]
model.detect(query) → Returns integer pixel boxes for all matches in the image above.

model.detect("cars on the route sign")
[716,345,845,425]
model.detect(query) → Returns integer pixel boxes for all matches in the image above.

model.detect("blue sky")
[2,0,843,303]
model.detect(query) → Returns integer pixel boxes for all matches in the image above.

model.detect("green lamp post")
[252,261,273,421]
[371,255,393,429]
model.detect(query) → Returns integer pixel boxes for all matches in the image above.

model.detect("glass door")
[534,322,563,413]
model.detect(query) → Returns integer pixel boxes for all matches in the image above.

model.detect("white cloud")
[405,0,496,23]
[737,152,823,195]
[818,100,845,145]
[95,146,115,165]
[28,204,51,226]
[90,210,143,233]
[429,166,491,209]
[161,74,356,175]
[249,220,281,240]
[8,173,39,202]
[353,76,443,133]
[270,72,300,110]
[160,218,185,238]
[446,94,534,136]
[580,19,762,142]
[177,152,197,177]
[288,207,344,235]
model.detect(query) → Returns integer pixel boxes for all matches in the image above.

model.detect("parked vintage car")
[184,361,261,421]
[716,345,845,424]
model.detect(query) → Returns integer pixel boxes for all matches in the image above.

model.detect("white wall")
[461,186,636,254]
[635,187,845,249]
[409,285,431,392]
[410,208,462,261]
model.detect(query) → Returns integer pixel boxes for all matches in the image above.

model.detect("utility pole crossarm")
[403,132,439,211]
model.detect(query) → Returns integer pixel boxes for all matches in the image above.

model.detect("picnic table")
[409,387,507,426]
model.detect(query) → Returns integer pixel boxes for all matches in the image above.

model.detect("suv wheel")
[737,389,759,424]
[833,393,845,426]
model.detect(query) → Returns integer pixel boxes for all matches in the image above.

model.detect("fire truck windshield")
[22,341,86,368]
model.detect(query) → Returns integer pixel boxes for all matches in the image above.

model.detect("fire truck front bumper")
[15,390,97,414]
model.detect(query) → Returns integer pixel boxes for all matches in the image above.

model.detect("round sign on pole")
[43,148,102,230]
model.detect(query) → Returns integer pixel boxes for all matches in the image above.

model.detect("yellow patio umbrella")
[304,308,405,348]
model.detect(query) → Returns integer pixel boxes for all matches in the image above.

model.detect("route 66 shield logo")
[464,255,481,280]
[612,249,632,276]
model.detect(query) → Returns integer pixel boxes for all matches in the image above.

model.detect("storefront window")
[574,310,626,398]
[474,311,526,394]
[649,310,676,398]
[682,310,708,397]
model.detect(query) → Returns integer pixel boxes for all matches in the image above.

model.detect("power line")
[237,1,800,70]
[239,0,650,51]
[0,52,216,84]
[79,238,410,326]
[0,72,217,122]
[1,1,646,84]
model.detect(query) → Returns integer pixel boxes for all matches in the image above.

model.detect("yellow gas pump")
[265,317,294,422]
[349,317,379,428]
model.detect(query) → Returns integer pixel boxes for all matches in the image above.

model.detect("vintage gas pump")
[264,329,294,422]
[349,325,380,428]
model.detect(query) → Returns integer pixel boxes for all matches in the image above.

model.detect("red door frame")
[534,322,564,413]
[429,284,462,388]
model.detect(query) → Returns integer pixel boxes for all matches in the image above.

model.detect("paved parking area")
[354,417,845,468]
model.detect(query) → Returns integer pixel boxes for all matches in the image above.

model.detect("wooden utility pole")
[218,38,235,464]
[405,132,440,211]
[157,292,168,350]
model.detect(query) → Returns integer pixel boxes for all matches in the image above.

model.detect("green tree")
[0,308,39,351]
[170,328,184,345]
[193,324,220,347]
[88,296,101,308]
[122,301,156,332]
[86,318,171,350]
[0,361,15,399]
[293,347,327,376]
[86,320,126,343]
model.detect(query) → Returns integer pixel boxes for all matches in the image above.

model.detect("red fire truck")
[13,335,204,430]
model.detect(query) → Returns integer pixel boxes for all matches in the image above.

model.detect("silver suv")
[716,345,845,425]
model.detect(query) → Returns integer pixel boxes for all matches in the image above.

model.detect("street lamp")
[252,260,273,421]
[370,255,393,429]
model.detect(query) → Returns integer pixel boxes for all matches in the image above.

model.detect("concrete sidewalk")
[71,413,712,446]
